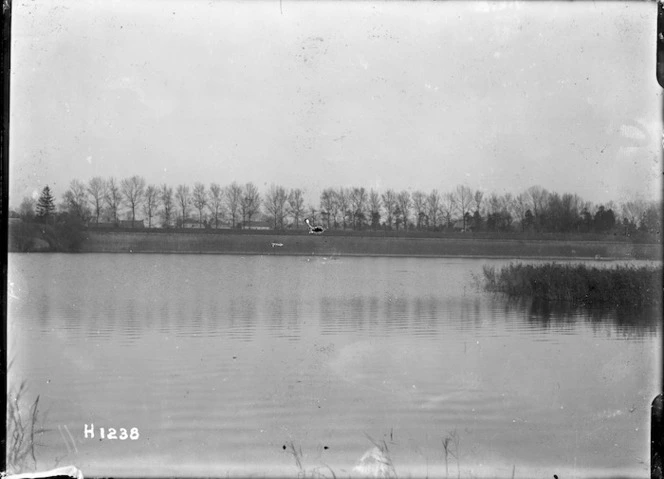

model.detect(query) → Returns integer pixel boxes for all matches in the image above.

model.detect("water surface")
[7,254,661,478]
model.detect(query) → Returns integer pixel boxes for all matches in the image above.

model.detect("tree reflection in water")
[524,298,661,339]
[315,293,660,339]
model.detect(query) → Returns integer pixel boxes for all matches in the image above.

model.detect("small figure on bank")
[305,218,325,235]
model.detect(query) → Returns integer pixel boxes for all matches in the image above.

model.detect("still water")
[7,254,661,478]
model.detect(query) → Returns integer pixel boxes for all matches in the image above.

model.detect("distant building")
[119,220,145,228]
[94,220,145,229]
[453,220,473,232]
[182,219,205,229]
[94,222,116,228]
[209,221,232,229]
[242,220,271,230]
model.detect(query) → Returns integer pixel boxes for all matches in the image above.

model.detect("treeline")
[11,177,662,239]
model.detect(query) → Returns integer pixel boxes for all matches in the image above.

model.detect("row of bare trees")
[313,185,592,233]
[19,177,302,230]
[319,187,453,231]
[16,178,661,235]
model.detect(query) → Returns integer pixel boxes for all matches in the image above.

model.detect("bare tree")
[143,185,159,228]
[18,197,36,220]
[503,193,514,212]
[105,177,122,224]
[62,179,91,222]
[527,186,549,214]
[350,187,368,229]
[308,204,319,224]
[411,190,427,229]
[486,193,502,215]
[87,177,107,224]
[473,190,484,214]
[638,200,662,233]
[192,182,208,227]
[512,193,528,231]
[287,188,306,228]
[336,187,351,229]
[121,175,146,227]
[427,189,441,229]
[225,182,243,229]
[160,184,174,228]
[175,184,191,228]
[208,183,224,228]
[264,184,288,229]
[274,186,288,229]
[578,199,594,231]
[320,188,336,229]
[397,190,411,229]
[484,193,515,232]
[503,192,514,222]
[241,182,261,227]
[526,185,549,231]
[453,185,473,230]
[330,191,341,228]
[368,189,382,230]
[621,199,647,227]
[381,190,397,229]
[440,192,455,229]
[561,193,582,231]
[264,186,279,229]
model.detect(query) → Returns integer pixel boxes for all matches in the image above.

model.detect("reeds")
[481,263,662,308]
[442,429,460,479]
[6,378,45,474]
[283,441,336,479]
[284,441,304,475]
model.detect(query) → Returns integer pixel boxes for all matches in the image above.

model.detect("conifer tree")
[36,185,55,220]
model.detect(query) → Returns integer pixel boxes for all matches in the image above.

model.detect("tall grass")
[442,430,460,479]
[284,441,306,478]
[6,378,45,474]
[283,441,336,479]
[481,263,662,308]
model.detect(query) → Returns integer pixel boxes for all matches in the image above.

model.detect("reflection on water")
[7,254,661,478]
[524,299,662,339]
[28,288,660,341]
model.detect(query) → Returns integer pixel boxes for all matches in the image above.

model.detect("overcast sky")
[9,0,662,209]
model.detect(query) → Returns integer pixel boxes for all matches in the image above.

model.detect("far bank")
[75,230,662,260]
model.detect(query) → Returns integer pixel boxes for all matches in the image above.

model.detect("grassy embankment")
[7,221,662,259]
[75,229,663,260]
[481,263,663,308]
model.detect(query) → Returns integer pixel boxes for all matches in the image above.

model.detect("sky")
[8,0,663,210]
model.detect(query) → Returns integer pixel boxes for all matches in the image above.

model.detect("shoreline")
[69,230,661,260]
[46,250,660,262]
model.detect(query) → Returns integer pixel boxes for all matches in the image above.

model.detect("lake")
[6,254,661,478]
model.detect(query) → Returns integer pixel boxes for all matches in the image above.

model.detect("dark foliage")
[8,214,86,252]
[593,206,616,233]
[482,263,662,308]
[8,221,38,252]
